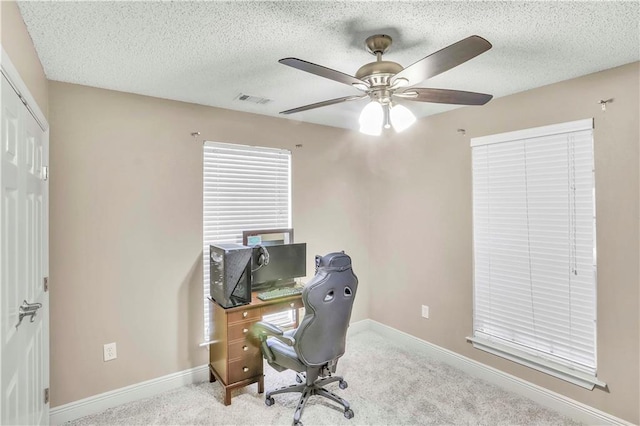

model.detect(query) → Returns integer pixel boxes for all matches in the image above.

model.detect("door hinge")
[44,388,49,404]
[44,277,49,292]
[42,166,48,181]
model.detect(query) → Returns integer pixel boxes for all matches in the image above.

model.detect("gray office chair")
[253,251,358,426]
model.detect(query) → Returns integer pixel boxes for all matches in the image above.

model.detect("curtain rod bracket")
[598,99,613,111]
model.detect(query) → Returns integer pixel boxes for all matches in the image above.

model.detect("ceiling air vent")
[234,93,272,105]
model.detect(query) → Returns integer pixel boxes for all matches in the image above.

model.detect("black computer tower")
[209,243,252,308]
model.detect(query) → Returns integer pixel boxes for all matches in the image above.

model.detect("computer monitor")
[250,243,306,291]
[243,228,293,247]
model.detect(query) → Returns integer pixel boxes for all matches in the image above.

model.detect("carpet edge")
[365,319,633,426]
[49,365,209,425]
[49,320,631,426]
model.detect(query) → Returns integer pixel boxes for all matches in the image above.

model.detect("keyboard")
[257,286,304,301]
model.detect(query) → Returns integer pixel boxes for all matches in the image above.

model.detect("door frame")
[0,48,48,133]
[1,45,50,423]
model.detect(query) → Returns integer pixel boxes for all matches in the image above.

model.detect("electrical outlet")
[103,342,117,361]
[421,305,429,319]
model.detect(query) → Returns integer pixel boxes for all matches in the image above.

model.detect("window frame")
[468,118,605,390]
[201,141,292,343]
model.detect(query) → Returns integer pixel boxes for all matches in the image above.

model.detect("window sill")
[467,336,606,390]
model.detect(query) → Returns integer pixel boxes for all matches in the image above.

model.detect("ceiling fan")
[279,34,493,135]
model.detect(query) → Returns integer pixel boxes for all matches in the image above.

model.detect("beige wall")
[47,81,371,406]
[0,0,48,119]
[40,33,638,423]
[368,62,640,423]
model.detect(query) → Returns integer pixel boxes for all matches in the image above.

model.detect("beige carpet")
[65,329,580,425]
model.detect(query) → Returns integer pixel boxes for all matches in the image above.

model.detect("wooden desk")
[208,292,304,405]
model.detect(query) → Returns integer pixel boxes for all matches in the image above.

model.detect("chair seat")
[267,330,306,372]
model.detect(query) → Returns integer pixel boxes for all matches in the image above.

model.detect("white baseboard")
[347,318,371,336]
[362,319,632,426]
[49,365,209,425]
[49,320,631,425]
[50,321,367,425]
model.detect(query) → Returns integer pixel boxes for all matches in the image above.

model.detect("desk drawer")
[229,339,260,360]
[228,308,261,323]
[228,356,262,383]
[228,321,258,342]
[261,299,304,317]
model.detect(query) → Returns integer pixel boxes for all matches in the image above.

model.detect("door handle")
[16,300,42,329]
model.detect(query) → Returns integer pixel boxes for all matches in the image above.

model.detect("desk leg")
[224,388,232,406]
[258,375,264,394]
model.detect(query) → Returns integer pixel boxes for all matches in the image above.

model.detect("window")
[469,119,604,389]
[203,142,291,341]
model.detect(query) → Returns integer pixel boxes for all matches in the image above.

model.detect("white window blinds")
[469,119,603,389]
[203,142,291,341]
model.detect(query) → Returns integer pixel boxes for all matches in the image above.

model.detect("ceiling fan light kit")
[279,34,493,136]
[359,102,417,135]
[359,101,384,136]
[389,104,416,133]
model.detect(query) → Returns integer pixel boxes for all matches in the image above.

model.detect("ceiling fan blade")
[391,35,492,87]
[279,58,368,87]
[398,88,493,105]
[280,94,367,115]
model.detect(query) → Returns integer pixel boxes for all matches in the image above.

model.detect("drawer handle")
[242,311,248,318]
[243,345,248,351]
[243,328,249,334]
[243,367,249,373]
[290,303,295,308]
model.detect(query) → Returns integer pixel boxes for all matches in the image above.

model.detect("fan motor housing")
[355,61,403,87]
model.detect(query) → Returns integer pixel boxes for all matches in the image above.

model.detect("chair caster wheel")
[339,380,348,389]
[265,396,274,406]
[293,421,303,426]
[344,409,354,419]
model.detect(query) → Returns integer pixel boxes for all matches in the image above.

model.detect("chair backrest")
[293,252,358,367]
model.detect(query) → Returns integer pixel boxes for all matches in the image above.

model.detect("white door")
[1,72,49,425]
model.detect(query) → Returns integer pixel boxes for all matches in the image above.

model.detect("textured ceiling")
[17,1,640,131]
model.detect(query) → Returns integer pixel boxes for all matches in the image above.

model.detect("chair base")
[266,375,353,425]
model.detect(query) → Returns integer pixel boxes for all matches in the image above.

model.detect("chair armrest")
[252,321,295,346]
[252,321,284,337]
